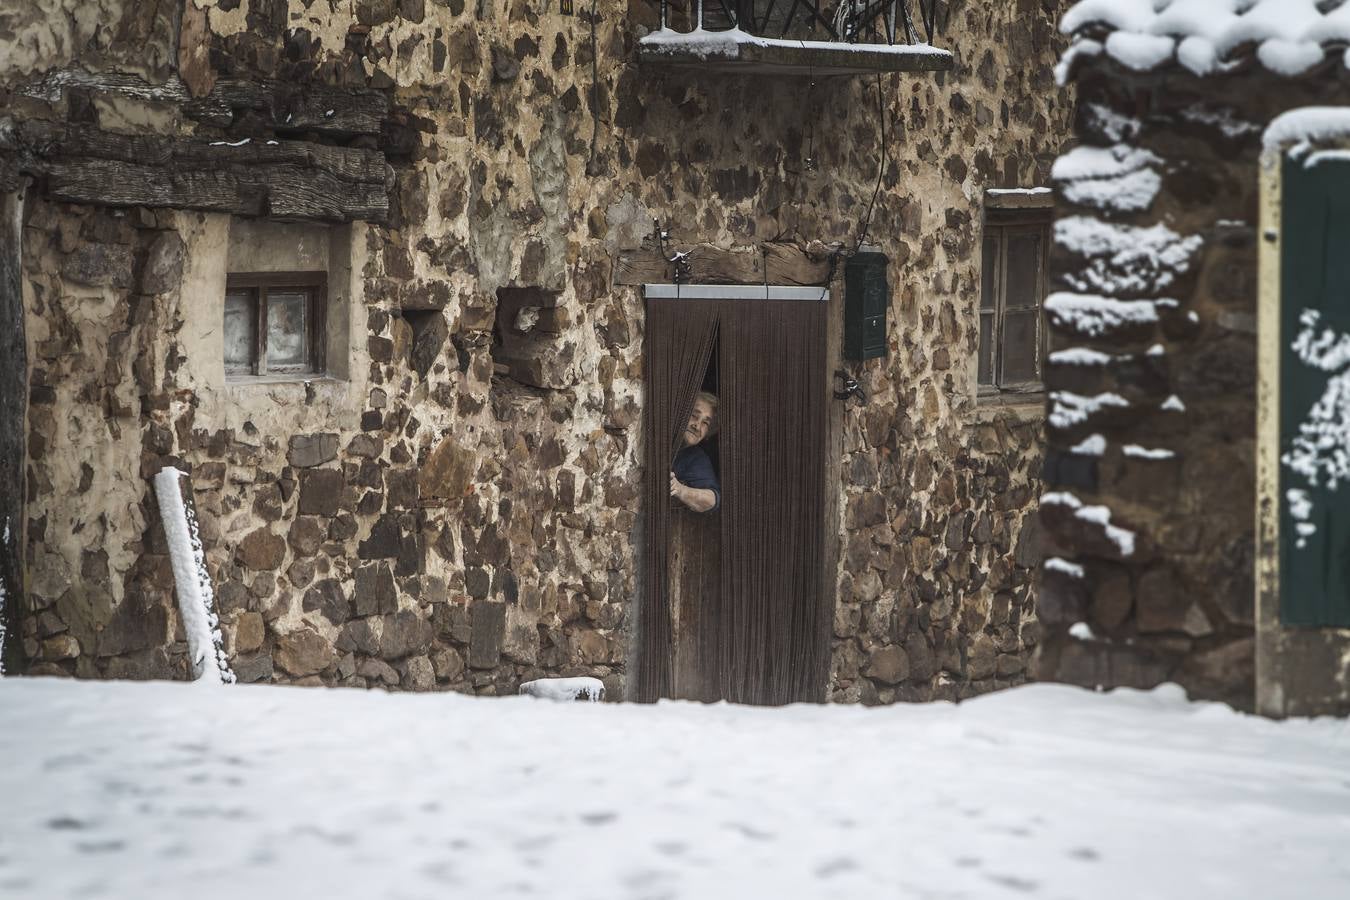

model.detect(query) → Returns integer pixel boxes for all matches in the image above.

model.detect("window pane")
[978,311,994,385]
[1000,308,1040,385]
[224,290,256,374]
[980,236,999,311]
[1005,232,1042,310]
[266,290,310,371]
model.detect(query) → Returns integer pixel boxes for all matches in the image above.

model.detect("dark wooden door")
[1279,155,1350,627]
[652,287,836,705]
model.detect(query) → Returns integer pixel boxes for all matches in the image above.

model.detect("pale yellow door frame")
[1254,149,1282,717]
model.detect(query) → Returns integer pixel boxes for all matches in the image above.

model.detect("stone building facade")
[1039,0,1350,716]
[1,0,1072,701]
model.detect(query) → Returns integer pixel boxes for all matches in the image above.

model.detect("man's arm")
[670,472,718,513]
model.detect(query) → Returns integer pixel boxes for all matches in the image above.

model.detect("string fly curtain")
[637,291,830,705]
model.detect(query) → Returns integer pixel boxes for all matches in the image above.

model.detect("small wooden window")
[978,212,1050,395]
[224,272,327,378]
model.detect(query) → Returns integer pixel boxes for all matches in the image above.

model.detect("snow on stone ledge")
[1053,144,1162,213]
[1060,0,1350,78]
[1105,31,1175,71]
[1048,347,1117,366]
[1041,491,1138,557]
[1257,39,1325,76]
[1055,217,1204,296]
[1069,434,1107,456]
[1055,37,1103,85]
[1052,144,1160,181]
[1046,557,1087,579]
[1044,293,1165,337]
[1124,444,1176,460]
[1060,0,1155,36]
[1068,621,1097,640]
[520,677,605,702]
[1180,105,1262,139]
[1048,390,1131,429]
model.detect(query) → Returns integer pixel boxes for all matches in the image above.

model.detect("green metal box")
[843,250,889,361]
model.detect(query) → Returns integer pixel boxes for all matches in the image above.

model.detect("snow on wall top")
[1264,106,1350,150]
[1059,0,1350,80]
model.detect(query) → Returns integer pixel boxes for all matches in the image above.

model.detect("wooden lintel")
[985,189,1055,211]
[19,69,389,138]
[1,118,392,223]
[613,242,831,287]
[185,79,390,137]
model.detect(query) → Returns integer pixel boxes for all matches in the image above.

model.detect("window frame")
[224,271,328,380]
[978,209,1051,398]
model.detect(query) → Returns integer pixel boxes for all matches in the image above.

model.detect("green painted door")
[1280,154,1350,627]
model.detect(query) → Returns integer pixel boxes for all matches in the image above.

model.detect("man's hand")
[670,471,717,513]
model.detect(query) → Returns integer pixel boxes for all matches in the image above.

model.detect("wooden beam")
[185,80,390,136]
[19,69,389,137]
[613,242,831,287]
[0,185,27,674]
[1,118,392,222]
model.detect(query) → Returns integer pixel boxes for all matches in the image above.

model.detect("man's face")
[684,399,713,447]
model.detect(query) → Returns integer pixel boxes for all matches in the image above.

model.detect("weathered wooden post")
[0,184,27,676]
[153,465,234,684]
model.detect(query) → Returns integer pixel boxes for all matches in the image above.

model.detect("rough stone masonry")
[1,0,1073,701]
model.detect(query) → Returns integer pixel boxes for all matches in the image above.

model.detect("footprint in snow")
[814,857,858,878]
[985,873,1038,892]
[724,821,773,841]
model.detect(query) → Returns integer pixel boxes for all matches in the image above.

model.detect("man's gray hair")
[695,391,719,435]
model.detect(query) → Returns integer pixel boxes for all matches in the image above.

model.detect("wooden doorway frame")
[637,280,844,703]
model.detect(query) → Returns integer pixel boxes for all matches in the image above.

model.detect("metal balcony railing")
[656,0,943,47]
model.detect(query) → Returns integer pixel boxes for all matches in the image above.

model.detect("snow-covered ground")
[3,679,1348,899]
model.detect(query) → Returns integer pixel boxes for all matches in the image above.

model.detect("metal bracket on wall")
[833,370,866,404]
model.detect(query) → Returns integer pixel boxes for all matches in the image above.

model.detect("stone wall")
[1038,55,1350,712]
[7,0,1073,700]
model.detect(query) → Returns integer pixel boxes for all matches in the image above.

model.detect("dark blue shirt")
[673,445,720,512]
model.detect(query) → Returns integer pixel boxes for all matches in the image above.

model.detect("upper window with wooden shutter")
[222,218,353,384]
[978,196,1052,398]
[223,273,326,379]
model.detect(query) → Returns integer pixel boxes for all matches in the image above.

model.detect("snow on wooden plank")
[153,467,234,685]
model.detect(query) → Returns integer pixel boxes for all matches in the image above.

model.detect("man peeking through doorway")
[670,391,721,513]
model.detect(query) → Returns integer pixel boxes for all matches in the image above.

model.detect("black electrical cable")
[853,71,887,250]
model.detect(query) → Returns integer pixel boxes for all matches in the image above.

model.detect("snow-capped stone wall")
[1042,5,1350,713]
[5,0,1071,703]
